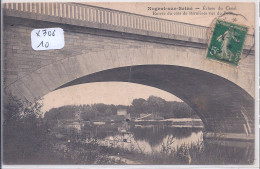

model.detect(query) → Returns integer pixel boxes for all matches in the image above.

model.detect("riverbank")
[133,118,203,127]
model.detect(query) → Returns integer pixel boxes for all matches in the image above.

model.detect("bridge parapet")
[3,2,254,48]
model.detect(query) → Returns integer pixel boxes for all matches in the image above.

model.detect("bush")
[3,94,50,164]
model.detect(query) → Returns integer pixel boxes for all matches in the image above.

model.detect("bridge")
[2,2,255,139]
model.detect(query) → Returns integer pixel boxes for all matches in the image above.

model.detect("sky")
[42,82,182,112]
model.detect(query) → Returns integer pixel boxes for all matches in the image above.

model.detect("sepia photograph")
[1,0,259,167]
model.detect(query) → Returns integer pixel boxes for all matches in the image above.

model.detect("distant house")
[63,121,82,132]
[117,109,130,119]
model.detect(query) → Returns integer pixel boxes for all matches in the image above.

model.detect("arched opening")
[55,65,254,134]
[4,63,255,164]
[42,82,204,158]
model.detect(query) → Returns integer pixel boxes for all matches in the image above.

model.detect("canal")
[58,122,254,164]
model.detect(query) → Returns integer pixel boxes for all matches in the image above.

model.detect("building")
[117,109,130,119]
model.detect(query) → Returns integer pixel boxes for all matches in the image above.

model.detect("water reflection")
[80,123,254,164]
[82,123,202,154]
[131,125,202,147]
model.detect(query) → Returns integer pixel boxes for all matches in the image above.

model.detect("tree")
[80,106,96,121]
[128,98,146,117]
[145,95,166,114]
[3,93,50,164]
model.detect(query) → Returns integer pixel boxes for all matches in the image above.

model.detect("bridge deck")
[3,2,254,49]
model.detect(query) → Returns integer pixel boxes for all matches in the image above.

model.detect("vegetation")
[3,94,49,164]
[129,96,196,119]
[44,95,198,124]
[3,93,123,164]
[3,93,252,165]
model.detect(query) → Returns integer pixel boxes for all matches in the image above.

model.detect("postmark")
[206,19,248,66]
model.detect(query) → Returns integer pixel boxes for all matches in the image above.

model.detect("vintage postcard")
[1,0,259,168]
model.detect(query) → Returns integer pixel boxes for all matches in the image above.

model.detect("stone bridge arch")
[4,47,254,135]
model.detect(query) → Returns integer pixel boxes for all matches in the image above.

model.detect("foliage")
[44,95,197,123]
[3,93,125,164]
[3,93,49,164]
[129,96,196,118]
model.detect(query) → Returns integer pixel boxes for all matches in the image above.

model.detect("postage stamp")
[206,20,248,66]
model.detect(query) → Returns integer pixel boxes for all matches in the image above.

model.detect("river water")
[79,122,254,164]
[95,125,203,154]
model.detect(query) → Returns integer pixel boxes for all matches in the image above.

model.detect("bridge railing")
[3,2,254,47]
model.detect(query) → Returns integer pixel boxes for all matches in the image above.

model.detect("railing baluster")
[130,15,132,28]
[42,3,44,15]
[93,8,96,22]
[143,19,146,30]
[11,2,13,9]
[118,13,120,26]
[50,3,53,16]
[42,2,45,15]
[77,5,79,20]
[113,12,115,25]
[59,3,62,17]
[63,4,66,18]
[24,3,27,12]
[33,3,36,13]
[127,14,129,27]
[4,2,241,45]
[132,16,135,28]
[137,17,139,29]
[97,9,100,23]
[90,7,93,21]
[128,15,130,28]
[38,3,41,14]
[83,7,86,21]
[94,10,98,22]
[105,11,108,24]
[70,5,75,19]
[123,14,125,27]
[149,20,151,31]
[135,17,138,29]
[91,8,96,22]
[35,2,38,13]
[110,11,113,25]
[148,19,151,31]
[75,6,78,19]
[90,7,93,22]
[18,3,22,11]
[114,12,117,26]
[80,6,82,20]
[86,7,89,21]
[103,10,106,24]
[102,10,105,23]
[53,3,56,16]
[165,22,167,33]
[120,13,122,26]
[147,19,149,31]
[56,3,59,17]
[46,3,49,15]
[67,4,70,18]
[41,3,43,14]
[167,22,169,33]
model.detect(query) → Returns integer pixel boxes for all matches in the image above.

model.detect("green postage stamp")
[206,19,248,66]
